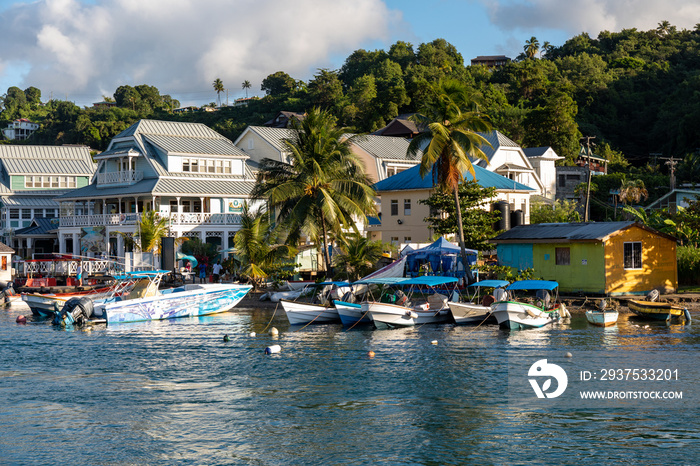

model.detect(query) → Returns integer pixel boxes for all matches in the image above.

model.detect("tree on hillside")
[213,78,224,107]
[407,79,492,283]
[307,69,344,110]
[524,37,540,59]
[242,80,251,98]
[251,108,377,276]
[261,71,299,96]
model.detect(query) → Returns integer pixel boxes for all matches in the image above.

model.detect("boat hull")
[103,284,252,324]
[448,301,494,325]
[364,301,451,328]
[280,300,340,325]
[335,301,371,326]
[628,300,687,321]
[490,301,559,330]
[21,286,113,317]
[585,310,618,327]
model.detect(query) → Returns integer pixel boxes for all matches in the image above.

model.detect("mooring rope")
[261,301,279,334]
[346,308,371,331]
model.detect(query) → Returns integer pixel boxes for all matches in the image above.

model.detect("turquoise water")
[1,302,698,465]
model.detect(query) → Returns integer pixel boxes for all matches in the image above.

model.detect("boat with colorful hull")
[22,286,114,317]
[448,279,509,325]
[52,271,252,325]
[627,300,691,323]
[490,280,565,330]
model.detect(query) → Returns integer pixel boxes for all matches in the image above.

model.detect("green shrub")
[677,246,700,285]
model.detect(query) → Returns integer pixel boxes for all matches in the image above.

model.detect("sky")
[0,0,699,108]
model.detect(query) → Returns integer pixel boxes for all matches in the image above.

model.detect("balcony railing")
[59,212,242,228]
[97,170,144,186]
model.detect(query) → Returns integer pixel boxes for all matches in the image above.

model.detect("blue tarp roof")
[506,280,559,291]
[398,276,459,286]
[406,237,477,256]
[374,163,534,192]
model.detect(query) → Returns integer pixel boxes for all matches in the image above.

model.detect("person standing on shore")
[198,262,207,284]
[212,260,222,283]
[76,263,83,287]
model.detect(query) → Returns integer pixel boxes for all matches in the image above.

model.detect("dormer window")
[182,157,232,174]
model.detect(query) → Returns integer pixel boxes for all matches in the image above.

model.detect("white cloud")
[0,0,395,105]
[483,0,700,37]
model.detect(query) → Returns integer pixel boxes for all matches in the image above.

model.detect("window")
[51,176,59,188]
[566,174,580,181]
[25,176,34,188]
[390,200,398,216]
[224,161,231,174]
[555,247,570,266]
[624,242,642,269]
[404,199,411,216]
[21,209,32,219]
[207,160,216,173]
[390,236,399,245]
[183,159,190,172]
[404,236,411,243]
[9,209,19,219]
[190,159,199,172]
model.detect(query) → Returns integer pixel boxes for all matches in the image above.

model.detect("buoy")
[264,345,281,354]
[565,352,573,358]
[368,351,375,358]
[249,331,256,337]
[269,327,279,336]
[431,340,438,345]
[16,315,26,324]
[223,334,230,342]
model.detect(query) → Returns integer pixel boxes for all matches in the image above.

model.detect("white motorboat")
[490,280,566,330]
[448,279,509,325]
[585,309,619,327]
[280,281,350,325]
[365,276,458,328]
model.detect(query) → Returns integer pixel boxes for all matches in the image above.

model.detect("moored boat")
[22,285,114,317]
[52,271,252,325]
[585,310,619,327]
[280,281,350,325]
[627,299,691,323]
[365,276,458,328]
[490,280,565,330]
[448,279,509,325]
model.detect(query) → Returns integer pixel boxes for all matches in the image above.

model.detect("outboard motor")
[53,297,94,326]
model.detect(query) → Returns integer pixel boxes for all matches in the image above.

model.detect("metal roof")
[0,144,93,160]
[373,162,534,192]
[491,222,638,242]
[0,241,14,254]
[14,217,60,236]
[142,134,248,157]
[2,158,95,175]
[243,126,295,153]
[113,119,227,139]
[1,196,62,207]
[351,134,422,162]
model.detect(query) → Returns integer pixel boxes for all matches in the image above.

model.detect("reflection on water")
[1,302,698,465]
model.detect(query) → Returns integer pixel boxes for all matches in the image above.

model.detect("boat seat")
[493,288,507,302]
[535,289,551,308]
[126,278,158,300]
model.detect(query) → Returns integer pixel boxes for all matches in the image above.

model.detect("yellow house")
[491,222,678,295]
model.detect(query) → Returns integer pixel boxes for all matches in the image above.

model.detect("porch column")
[134,196,139,214]
[222,231,229,259]
[152,196,157,212]
[118,197,123,214]
[72,233,80,256]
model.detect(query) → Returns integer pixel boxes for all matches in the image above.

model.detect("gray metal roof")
[492,222,638,242]
[0,241,14,254]
[2,158,95,175]
[245,126,295,153]
[56,179,160,199]
[113,119,227,140]
[478,130,521,160]
[351,134,422,162]
[14,217,60,236]
[142,134,248,157]
[1,195,62,207]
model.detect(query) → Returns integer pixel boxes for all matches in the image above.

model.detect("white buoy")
[269,327,279,336]
[249,332,256,337]
[565,352,573,358]
[431,340,438,345]
[264,345,281,354]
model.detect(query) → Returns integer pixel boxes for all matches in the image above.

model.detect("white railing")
[19,259,124,278]
[97,170,144,185]
[59,212,242,227]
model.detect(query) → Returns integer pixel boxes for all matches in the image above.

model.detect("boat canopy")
[113,270,171,280]
[468,279,510,288]
[353,277,406,285]
[398,276,459,286]
[506,280,559,291]
[404,237,477,278]
[307,281,351,287]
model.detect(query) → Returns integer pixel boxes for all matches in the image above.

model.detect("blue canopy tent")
[404,237,477,279]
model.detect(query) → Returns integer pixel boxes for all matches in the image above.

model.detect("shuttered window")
[555,247,570,265]
[624,242,642,269]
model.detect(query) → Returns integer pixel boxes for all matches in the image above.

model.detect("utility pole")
[581,136,596,222]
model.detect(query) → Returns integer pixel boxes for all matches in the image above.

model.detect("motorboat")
[364,276,459,328]
[280,281,350,325]
[448,279,510,325]
[490,280,568,330]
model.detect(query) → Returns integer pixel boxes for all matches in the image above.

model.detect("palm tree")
[251,107,377,277]
[212,78,224,107]
[116,210,170,267]
[333,234,385,281]
[618,179,649,205]
[541,41,552,58]
[407,79,492,284]
[233,203,296,289]
[524,37,540,59]
[242,80,251,98]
